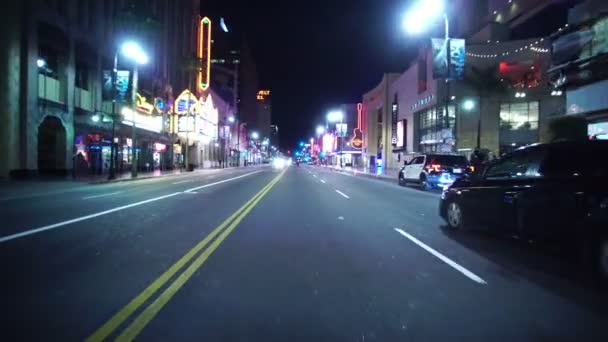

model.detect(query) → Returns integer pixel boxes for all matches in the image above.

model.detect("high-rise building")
[0,0,199,178]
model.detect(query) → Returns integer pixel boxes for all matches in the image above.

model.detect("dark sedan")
[439,140,608,283]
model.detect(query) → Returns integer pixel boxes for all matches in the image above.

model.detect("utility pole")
[131,64,139,178]
[108,53,118,180]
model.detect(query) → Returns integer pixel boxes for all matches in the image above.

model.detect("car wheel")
[446,200,465,230]
[420,174,432,191]
[398,173,405,185]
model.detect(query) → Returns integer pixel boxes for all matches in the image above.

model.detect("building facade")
[0,0,201,178]
[362,0,573,171]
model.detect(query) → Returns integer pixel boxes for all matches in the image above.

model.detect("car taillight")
[427,164,441,172]
[468,166,475,173]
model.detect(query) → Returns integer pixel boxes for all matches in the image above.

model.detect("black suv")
[439,140,608,282]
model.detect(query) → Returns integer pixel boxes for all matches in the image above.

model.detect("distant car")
[439,140,608,283]
[398,154,470,190]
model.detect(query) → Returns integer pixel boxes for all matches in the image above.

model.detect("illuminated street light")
[228,115,236,123]
[316,125,325,136]
[403,0,445,35]
[36,58,46,68]
[327,110,344,123]
[462,99,475,111]
[91,114,100,123]
[121,41,149,65]
[251,131,259,140]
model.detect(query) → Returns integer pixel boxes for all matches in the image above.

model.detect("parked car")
[398,154,470,190]
[439,140,608,283]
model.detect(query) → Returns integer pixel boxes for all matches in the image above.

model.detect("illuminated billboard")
[322,133,335,153]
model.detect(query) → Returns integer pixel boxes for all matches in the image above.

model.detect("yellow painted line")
[115,171,284,341]
[85,171,284,342]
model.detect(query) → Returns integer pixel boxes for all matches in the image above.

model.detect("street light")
[327,110,344,123]
[121,41,148,179]
[251,131,259,140]
[461,98,481,149]
[36,58,46,68]
[228,115,236,123]
[404,0,453,150]
[316,125,325,136]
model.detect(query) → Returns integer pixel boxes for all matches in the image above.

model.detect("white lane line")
[320,180,326,184]
[183,170,262,193]
[82,191,123,200]
[172,180,193,185]
[394,228,487,285]
[313,174,317,178]
[0,171,264,244]
[0,192,182,244]
[335,190,350,199]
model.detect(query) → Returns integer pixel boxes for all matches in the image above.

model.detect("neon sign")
[198,17,212,92]
[257,89,271,101]
[135,93,154,115]
[351,103,363,149]
[174,89,198,115]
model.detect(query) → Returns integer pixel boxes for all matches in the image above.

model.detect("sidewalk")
[0,166,254,200]
[323,165,400,181]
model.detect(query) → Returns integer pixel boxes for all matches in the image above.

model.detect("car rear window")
[427,155,469,166]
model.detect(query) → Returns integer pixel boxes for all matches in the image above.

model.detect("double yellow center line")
[86,170,286,342]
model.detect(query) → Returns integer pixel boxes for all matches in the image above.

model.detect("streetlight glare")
[327,110,344,122]
[463,99,475,111]
[228,116,236,123]
[36,58,46,68]
[316,125,325,136]
[251,132,259,140]
[403,0,445,34]
[121,41,149,65]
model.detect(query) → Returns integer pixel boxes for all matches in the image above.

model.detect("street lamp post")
[119,41,149,178]
[327,110,344,168]
[404,0,453,147]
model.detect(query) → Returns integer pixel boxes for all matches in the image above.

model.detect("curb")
[87,166,245,185]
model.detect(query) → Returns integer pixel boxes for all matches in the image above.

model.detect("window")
[499,101,540,154]
[500,102,539,130]
[75,63,88,89]
[485,148,545,180]
[412,156,424,165]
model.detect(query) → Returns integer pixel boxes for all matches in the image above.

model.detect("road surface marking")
[183,170,261,193]
[172,180,193,185]
[335,190,350,199]
[0,171,263,244]
[320,180,326,184]
[394,228,487,285]
[86,170,286,342]
[338,216,344,220]
[313,174,317,178]
[82,191,123,200]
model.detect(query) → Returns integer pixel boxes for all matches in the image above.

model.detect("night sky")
[205,0,423,149]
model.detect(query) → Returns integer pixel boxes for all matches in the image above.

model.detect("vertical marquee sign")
[350,103,363,149]
[198,17,212,92]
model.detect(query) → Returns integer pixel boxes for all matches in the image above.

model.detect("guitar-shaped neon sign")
[351,103,364,149]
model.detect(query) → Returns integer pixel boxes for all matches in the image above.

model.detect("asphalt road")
[1,164,607,341]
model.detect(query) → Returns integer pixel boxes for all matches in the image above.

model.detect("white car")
[398,154,470,190]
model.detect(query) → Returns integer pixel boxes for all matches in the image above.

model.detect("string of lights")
[464,23,568,59]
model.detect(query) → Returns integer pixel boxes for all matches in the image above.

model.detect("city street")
[1,165,607,341]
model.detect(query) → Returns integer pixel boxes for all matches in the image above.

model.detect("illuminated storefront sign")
[121,107,162,133]
[351,103,363,149]
[257,89,271,101]
[198,94,218,140]
[396,120,405,148]
[178,116,196,132]
[174,89,199,115]
[135,93,154,115]
[322,133,335,153]
[198,17,212,92]
[154,143,167,152]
